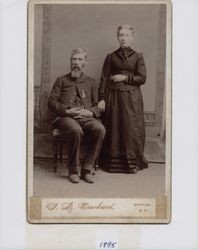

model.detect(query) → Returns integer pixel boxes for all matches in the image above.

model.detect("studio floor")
[33,159,166,197]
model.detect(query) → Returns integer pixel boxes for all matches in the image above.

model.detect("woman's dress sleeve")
[99,54,112,101]
[127,53,146,86]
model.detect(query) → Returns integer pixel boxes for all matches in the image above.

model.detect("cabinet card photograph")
[27,0,172,223]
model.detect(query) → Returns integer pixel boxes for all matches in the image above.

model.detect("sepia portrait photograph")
[27,0,172,223]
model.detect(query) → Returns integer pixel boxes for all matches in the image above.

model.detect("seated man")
[48,48,105,184]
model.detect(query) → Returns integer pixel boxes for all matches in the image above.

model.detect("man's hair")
[70,48,87,59]
[117,24,134,37]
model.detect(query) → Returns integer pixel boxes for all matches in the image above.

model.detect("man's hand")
[65,107,82,117]
[98,100,105,112]
[110,74,128,83]
[73,109,93,119]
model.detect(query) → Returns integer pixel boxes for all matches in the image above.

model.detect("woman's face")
[117,28,133,48]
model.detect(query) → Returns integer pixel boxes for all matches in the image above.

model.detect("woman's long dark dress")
[99,47,148,172]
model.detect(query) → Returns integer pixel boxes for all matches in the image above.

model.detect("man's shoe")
[68,174,80,183]
[81,171,94,183]
[129,168,138,174]
[128,165,138,174]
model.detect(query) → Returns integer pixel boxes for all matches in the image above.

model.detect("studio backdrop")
[33,4,166,157]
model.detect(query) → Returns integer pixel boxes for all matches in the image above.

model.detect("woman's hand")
[98,100,105,112]
[110,74,128,83]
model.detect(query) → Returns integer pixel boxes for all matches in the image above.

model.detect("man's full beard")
[71,67,82,78]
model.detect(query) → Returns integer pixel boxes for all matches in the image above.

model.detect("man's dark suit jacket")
[48,73,101,124]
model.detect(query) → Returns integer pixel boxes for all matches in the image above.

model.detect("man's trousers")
[57,117,106,175]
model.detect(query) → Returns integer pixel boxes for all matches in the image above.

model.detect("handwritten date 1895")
[99,241,117,249]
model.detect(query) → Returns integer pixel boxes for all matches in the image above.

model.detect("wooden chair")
[52,128,64,172]
[52,128,98,174]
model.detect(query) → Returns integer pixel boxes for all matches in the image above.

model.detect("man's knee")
[59,118,84,137]
[69,126,84,137]
[93,123,106,138]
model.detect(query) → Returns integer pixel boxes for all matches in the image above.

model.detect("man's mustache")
[72,65,81,70]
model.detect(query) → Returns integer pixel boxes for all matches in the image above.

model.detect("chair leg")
[59,142,63,162]
[93,158,99,175]
[53,139,58,172]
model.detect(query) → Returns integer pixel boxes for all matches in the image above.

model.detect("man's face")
[70,53,86,73]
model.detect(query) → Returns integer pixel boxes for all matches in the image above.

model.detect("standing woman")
[98,24,148,173]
